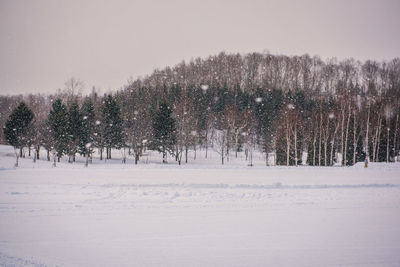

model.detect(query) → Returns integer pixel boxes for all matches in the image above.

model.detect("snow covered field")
[1,145,400,266]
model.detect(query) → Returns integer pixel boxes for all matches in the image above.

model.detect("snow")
[0,145,400,266]
[201,85,209,91]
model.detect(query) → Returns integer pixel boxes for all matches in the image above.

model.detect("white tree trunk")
[365,102,370,161]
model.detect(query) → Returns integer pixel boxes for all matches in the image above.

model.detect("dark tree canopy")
[152,102,177,162]
[48,99,69,159]
[102,94,124,159]
[3,102,34,149]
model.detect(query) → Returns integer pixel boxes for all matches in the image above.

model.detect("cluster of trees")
[1,52,400,166]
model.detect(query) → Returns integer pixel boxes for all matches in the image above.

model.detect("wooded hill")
[1,52,400,166]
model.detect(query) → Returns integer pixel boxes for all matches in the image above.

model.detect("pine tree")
[152,102,176,163]
[3,102,34,166]
[67,102,83,162]
[48,99,69,162]
[102,95,124,159]
[80,99,96,166]
[80,99,96,163]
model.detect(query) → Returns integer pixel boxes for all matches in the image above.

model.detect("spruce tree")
[3,102,34,166]
[80,99,96,162]
[102,95,124,159]
[67,102,83,162]
[48,99,69,162]
[152,102,176,163]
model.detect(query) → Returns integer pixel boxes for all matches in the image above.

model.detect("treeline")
[1,52,400,166]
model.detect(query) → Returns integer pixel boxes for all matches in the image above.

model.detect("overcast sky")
[0,0,399,95]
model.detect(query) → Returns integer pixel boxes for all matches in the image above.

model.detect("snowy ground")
[1,145,400,266]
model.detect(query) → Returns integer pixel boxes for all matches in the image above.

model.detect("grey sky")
[1,0,399,95]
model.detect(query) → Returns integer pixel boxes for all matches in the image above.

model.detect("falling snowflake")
[255,97,262,103]
[287,104,295,110]
[201,85,209,91]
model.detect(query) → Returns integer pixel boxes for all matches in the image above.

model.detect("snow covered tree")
[3,102,34,166]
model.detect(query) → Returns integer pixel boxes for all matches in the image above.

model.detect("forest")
[1,52,400,166]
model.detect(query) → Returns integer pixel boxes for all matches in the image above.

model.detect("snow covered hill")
[1,145,400,266]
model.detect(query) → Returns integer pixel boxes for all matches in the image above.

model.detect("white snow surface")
[0,145,400,266]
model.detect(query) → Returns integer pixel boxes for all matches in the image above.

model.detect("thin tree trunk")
[286,119,290,166]
[294,122,298,166]
[394,114,399,159]
[312,133,317,166]
[14,148,19,167]
[387,126,390,163]
[365,102,371,161]
[340,105,345,165]
[205,128,208,159]
[353,111,357,165]
[372,125,378,162]
[319,112,322,166]
[226,130,230,162]
[324,119,329,166]
[221,143,224,165]
[376,117,382,162]
[330,121,339,166]
[343,106,351,165]
[135,152,139,164]
[235,133,239,158]
[85,153,89,167]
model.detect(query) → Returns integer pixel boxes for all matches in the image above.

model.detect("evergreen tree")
[102,95,124,159]
[80,99,95,154]
[48,99,69,162]
[152,102,176,163]
[356,133,366,163]
[3,102,34,166]
[67,102,83,162]
[80,99,96,166]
